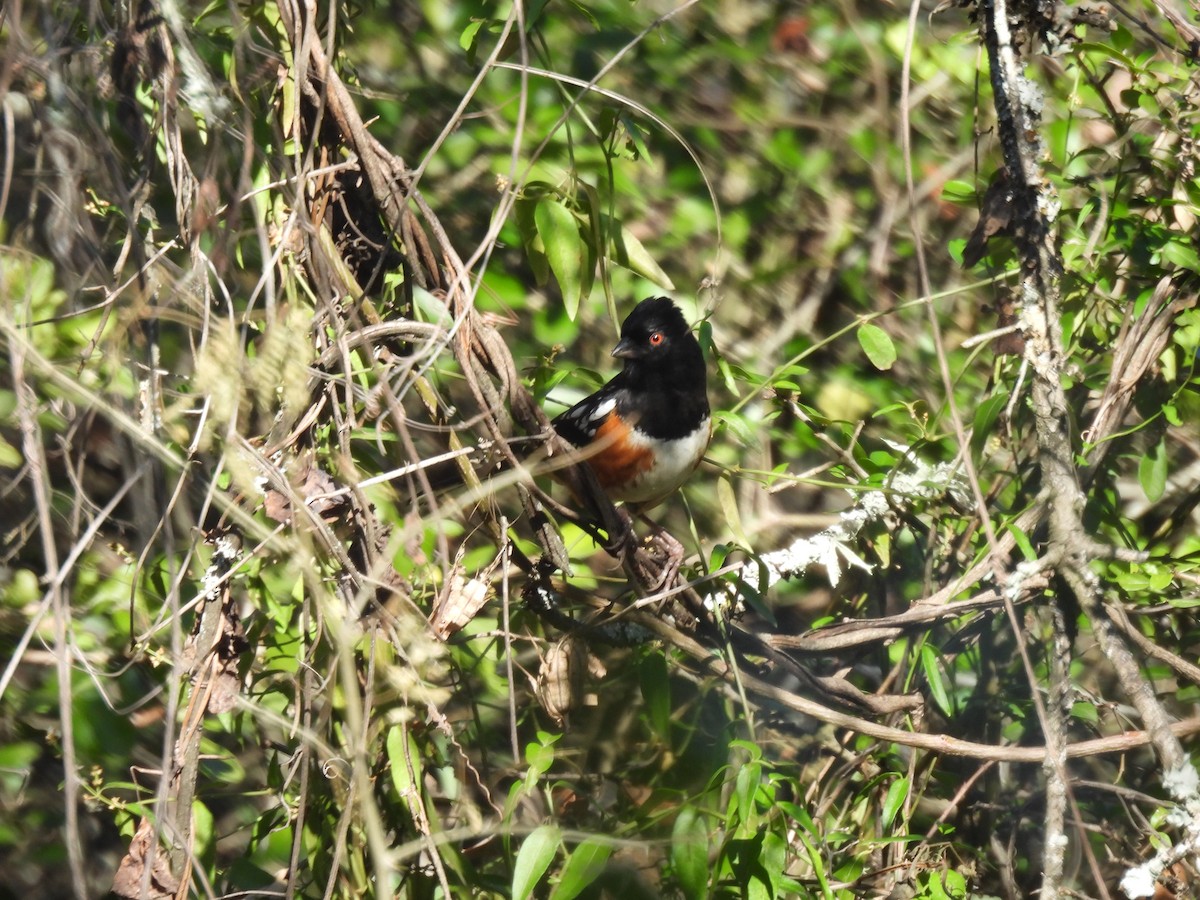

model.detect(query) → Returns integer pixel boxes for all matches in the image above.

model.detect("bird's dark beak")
[611,337,639,360]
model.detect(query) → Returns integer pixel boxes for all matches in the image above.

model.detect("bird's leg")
[602,506,685,595]
[630,512,685,595]
[601,504,640,561]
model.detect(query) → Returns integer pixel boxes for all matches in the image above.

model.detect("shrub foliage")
[2,0,1200,897]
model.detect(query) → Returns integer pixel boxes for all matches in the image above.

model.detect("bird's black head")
[609,297,706,392]
[611,297,694,362]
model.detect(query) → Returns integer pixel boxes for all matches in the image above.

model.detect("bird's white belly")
[611,417,711,504]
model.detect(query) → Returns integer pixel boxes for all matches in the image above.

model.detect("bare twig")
[8,320,87,900]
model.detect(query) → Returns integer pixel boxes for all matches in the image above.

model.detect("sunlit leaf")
[550,839,611,900]
[535,197,585,317]
[718,474,748,547]
[1138,438,1168,503]
[513,825,561,900]
[920,643,952,716]
[881,777,909,830]
[671,807,709,900]
[607,219,674,290]
[857,323,896,370]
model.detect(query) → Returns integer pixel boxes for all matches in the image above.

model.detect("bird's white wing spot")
[587,397,616,422]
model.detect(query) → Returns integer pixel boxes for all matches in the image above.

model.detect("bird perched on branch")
[551,296,711,509]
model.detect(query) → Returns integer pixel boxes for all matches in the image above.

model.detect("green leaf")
[920,643,953,716]
[386,724,419,797]
[1148,565,1174,592]
[192,799,214,859]
[524,732,560,787]
[607,219,674,290]
[718,474,749,547]
[875,530,891,568]
[881,777,909,829]
[943,868,968,897]
[1160,237,1200,273]
[459,18,484,51]
[714,409,757,448]
[550,838,611,900]
[516,198,550,285]
[1138,438,1168,503]
[535,198,585,319]
[857,323,896,370]
[716,349,740,396]
[736,560,777,627]
[940,179,977,203]
[639,653,671,743]
[760,830,787,883]
[734,761,761,835]
[513,824,561,900]
[970,394,1007,460]
[671,807,709,900]
[795,830,832,894]
[0,434,21,468]
[1008,522,1037,562]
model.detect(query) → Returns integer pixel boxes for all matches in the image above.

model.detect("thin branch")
[634,605,1200,762]
[8,322,87,899]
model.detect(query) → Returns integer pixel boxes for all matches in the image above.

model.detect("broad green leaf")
[459,18,483,51]
[761,830,787,880]
[607,220,674,290]
[386,725,420,797]
[513,824,561,900]
[535,197,585,319]
[734,761,761,835]
[671,807,709,900]
[1139,438,1167,502]
[1161,236,1200,273]
[943,868,968,897]
[857,323,896,370]
[1148,565,1174,592]
[881,777,909,829]
[550,838,611,900]
[523,732,559,788]
[192,799,214,858]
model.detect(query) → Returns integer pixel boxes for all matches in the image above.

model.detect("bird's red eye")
[649,331,664,346]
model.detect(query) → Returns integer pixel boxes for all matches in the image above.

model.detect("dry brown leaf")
[536,636,590,726]
[111,816,178,900]
[430,569,492,640]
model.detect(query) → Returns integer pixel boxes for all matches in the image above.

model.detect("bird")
[551,296,711,509]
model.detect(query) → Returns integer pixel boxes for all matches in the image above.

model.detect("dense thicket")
[2,1,1200,897]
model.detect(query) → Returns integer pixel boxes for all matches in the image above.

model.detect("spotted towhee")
[551,297,711,508]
